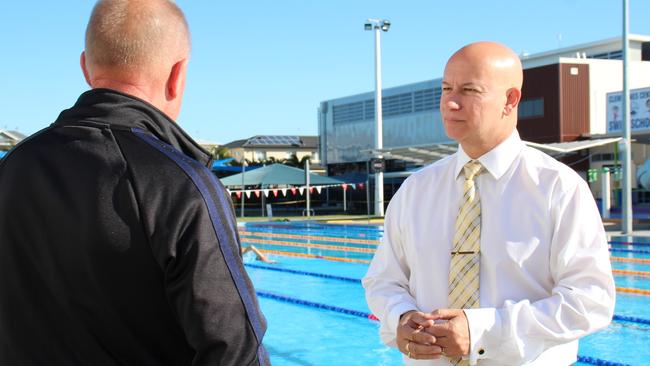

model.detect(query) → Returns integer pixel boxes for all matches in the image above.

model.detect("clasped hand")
[396,309,470,360]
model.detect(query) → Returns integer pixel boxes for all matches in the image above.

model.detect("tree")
[298,155,312,169]
[211,146,232,160]
[283,153,300,167]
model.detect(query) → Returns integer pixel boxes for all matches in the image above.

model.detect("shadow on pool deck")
[603,218,650,237]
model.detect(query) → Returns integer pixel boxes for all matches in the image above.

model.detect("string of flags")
[227,183,365,199]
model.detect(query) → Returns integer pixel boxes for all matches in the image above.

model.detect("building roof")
[521,34,650,68]
[222,135,318,149]
[522,34,650,61]
[222,138,248,149]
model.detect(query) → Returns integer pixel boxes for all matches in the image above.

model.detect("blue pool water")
[243,222,650,365]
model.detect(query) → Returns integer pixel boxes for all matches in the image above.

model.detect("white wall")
[584,58,650,134]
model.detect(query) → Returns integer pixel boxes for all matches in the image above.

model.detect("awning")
[361,142,458,164]
[523,138,622,155]
[360,137,622,165]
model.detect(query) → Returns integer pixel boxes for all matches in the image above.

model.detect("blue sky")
[2,1,650,144]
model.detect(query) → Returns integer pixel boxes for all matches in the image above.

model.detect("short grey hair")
[85,0,190,69]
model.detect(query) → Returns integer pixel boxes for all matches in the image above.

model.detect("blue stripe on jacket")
[132,128,268,365]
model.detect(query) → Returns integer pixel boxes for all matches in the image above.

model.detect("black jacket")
[0,89,268,366]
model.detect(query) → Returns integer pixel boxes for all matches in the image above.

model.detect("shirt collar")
[454,129,523,180]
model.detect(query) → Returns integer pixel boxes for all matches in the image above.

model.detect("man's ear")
[166,58,189,100]
[504,87,521,116]
[80,52,92,87]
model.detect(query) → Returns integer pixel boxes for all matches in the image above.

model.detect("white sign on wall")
[607,87,650,133]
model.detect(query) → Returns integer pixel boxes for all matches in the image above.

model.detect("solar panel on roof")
[245,136,301,146]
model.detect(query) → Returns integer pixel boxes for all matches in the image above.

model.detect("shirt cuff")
[464,307,501,365]
[387,302,419,336]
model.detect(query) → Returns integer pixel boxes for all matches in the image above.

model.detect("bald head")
[85,0,190,73]
[449,41,523,91]
[440,42,524,158]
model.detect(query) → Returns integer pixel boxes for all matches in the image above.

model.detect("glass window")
[519,98,544,119]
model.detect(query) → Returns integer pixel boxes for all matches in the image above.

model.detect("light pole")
[240,159,247,218]
[621,0,633,234]
[364,18,390,217]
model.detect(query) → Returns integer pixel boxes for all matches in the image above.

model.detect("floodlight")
[362,17,390,217]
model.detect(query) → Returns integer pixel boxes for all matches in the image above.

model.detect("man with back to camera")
[363,41,615,365]
[0,1,269,365]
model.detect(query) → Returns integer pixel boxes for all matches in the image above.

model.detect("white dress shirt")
[363,130,615,365]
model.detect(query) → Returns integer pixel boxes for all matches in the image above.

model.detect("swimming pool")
[241,222,650,366]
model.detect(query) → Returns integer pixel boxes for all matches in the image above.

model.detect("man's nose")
[445,99,460,110]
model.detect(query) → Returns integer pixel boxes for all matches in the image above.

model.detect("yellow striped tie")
[448,160,483,366]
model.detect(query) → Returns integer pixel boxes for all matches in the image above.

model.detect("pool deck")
[604,221,650,237]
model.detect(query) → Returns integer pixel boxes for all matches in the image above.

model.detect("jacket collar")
[53,88,212,167]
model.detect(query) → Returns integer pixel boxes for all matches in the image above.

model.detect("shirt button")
[478,349,485,355]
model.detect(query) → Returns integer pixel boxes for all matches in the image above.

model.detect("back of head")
[85,0,190,77]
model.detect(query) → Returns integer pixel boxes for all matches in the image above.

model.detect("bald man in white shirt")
[363,42,615,366]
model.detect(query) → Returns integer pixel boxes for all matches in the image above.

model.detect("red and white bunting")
[227,183,355,198]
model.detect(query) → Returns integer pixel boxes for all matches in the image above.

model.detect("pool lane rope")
[609,240,650,247]
[242,237,375,254]
[246,255,650,296]
[239,230,380,245]
[245,263,360,283]
[612,269,650,278]
[609,247,650,254]
[243,232,650,257]
[255,290,630,366]
[250,248,371,264]
[615,287,650,296]
[610,256,650,264]
[246,263,650,325]
[246,258,650,296]
[576,356,630,366]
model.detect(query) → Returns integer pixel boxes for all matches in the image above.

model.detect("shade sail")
[220,163,343,187]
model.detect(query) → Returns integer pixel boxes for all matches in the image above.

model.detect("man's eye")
[442,87,451,92]
[464,87,478,93]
